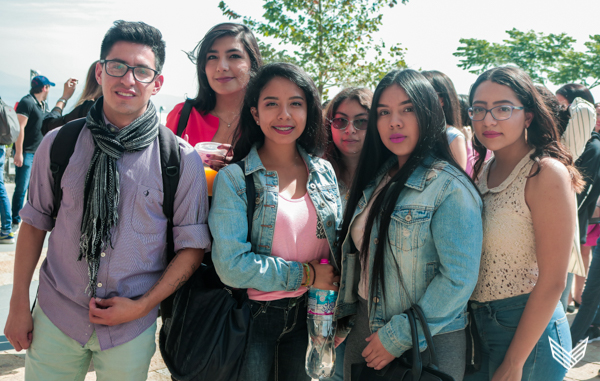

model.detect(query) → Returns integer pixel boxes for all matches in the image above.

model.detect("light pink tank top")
[247,192,330,301]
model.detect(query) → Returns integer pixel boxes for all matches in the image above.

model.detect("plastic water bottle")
[305,259,337,379]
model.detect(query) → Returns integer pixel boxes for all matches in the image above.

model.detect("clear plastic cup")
[194,142,228,197]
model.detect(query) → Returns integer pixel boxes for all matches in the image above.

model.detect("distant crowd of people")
[2,19,600,381]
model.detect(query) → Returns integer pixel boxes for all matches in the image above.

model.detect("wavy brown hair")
[469,66,583,192]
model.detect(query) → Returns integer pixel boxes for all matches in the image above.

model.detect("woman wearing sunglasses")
[466,67,582,381]
[325,88,373,209]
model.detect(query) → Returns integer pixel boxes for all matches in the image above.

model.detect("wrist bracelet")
[308,263,316,286]
[58,98,68,105]
[301,263,310,287]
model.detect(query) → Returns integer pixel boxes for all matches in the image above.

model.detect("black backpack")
[49,117,181,318]
[176,99,195,138]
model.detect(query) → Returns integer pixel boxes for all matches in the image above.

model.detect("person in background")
[422,70,468,170]
[166,23,262,171]
[4,20,210,380]
[13,75,77,232]
[555,84,597,310]
[324,87,373,208]
[208,63,341,381]
[336,69,482,381]
[322,87,373,381]
[595,103,600,132]
[555,83,596,161]
[0,97,14,243]
[42,61,103,135]
[466,66,581,381]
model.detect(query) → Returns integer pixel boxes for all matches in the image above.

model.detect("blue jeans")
[570,236,600,344]
[239,295,311,381]
[12,151,34,224]
[560,272,574,313]
[0,147,12,234]
[465,294,570,381]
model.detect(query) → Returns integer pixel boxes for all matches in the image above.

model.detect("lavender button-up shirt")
[20,122,211,350]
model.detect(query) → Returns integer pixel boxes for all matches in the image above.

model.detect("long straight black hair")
[421,70,462,128]
[337,69,475,302]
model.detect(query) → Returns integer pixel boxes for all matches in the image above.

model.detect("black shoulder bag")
[350,235,454,381]
[159,161,255,381]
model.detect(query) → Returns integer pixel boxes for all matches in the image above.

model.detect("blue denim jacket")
[208,145,342,292]
[335,154,483,357]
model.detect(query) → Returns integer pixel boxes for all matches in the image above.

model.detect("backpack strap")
[176,99,194,138]
[233,161,255,243]
[158,125,181,264]
[49,118,87,219]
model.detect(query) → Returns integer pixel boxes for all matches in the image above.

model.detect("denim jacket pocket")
[131,184,166,234]
[390,207,432,251]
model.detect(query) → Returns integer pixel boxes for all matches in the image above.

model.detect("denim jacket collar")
[359,154,437,211]
[243,145,328,176]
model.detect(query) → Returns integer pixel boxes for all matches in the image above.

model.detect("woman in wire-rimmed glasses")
[465,66,583,381]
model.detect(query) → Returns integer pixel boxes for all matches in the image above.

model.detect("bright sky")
[1,0,600,112]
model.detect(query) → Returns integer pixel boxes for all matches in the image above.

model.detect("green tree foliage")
[454,28,600,88]
[219,0,408,98]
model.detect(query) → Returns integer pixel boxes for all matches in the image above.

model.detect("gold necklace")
[213,111,240,128]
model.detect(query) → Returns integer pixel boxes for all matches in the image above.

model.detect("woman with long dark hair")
[422,70,468,170]
[166,23,262,169]
[324,87,373,207]
[466,67,583,381]
[208,63,341,381]
[335,69,483,381]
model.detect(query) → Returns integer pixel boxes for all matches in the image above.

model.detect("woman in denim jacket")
[208,63,342,381]
[335,69,483,381]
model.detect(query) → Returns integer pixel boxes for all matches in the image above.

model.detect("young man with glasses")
[4,20,210,380]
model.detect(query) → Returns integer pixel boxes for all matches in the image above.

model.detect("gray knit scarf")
[80,97,159,296]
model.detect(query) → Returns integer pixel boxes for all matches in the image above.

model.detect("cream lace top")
[471,150,539,302]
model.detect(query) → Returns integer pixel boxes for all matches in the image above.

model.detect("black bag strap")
[410,304,440,367]
[159,125,181,263]
[49,118,87,219]
[176,99,195,138]
[233,161,255,243]
[406,308,423,380]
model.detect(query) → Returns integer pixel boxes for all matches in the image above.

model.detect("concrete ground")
[0,181,598,380]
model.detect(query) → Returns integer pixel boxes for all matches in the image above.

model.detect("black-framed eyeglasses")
[330,117,368,131]
[100,60,159,83]
[468,105,525,121]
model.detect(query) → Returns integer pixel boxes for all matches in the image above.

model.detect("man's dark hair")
[30,86,45,95]
[100,20,166,73]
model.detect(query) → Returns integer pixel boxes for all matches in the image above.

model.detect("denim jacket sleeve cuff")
[290,261,304,291]
[378,317,422,358]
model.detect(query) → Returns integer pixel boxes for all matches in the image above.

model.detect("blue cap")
[31,76,55,89]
